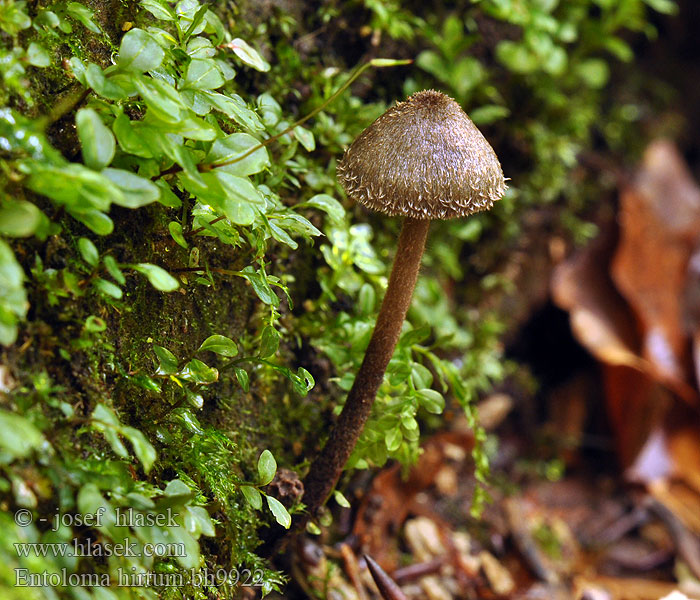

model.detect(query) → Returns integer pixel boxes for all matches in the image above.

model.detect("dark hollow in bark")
[302,217,431,516]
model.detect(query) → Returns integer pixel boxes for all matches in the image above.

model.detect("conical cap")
[337,90,507,220]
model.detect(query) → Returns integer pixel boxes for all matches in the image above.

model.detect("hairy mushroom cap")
[337,90,507,220]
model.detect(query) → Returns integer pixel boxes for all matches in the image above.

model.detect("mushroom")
[302,90,507,516]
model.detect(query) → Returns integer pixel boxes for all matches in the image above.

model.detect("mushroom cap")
[337,90,507,220]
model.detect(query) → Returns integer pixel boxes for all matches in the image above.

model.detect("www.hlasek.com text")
[15,537,186,559]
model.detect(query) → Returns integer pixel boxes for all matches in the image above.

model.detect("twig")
[364,555,408,600]
[47,87,91,126]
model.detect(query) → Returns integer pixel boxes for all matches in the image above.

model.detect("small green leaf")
[133,76,186,123]
[257,93,282,126]
[293,126,315,151]
[182,4,208,39]
[0,201,42,237]
[357,283,376,315]
[385,428,402,452]
[198,334,238,357]
[94,278,123,299]
[276,213,321,239]
[156,180,182,208]
[154,345,178,374]
[212,172,264,226]
[417,388,445,414]
[302,194,345,223]
[369,58,412,67]
[496,41,539,74]
[306,521,321,535]
[140,0,176,20]
[103,255,125,285]
[130,374,161,392]
[113,112,153,158]
[85,63,130,100]
[66,2,100,33]
[76,108,116,170]
[644,0,679,14]
[469,105,510,126]
[69,57,87,85]
[25,161,118,211]
[415,50,446,81]
[241,485,262,510]
[543,46,567,76]
[234,367,249,391]
[78,237,99,266]
[0,410,43,459]
[257,449,277,485]
[411,363,433,389]
[399,325,431,348]
[118,28,165,72]
[0,2,31,34]
[164,479,193,497]
[258,326,280,359]
[170,116,217,141]
[185,505,215,537]
[333,490,351,508]
[91,404,125,448]
[577,58,610,89]
[184,58,224,90]
[103,168,160,208]
[71,209,114,235]
[77,485,118,542]
[168,222,188,249]
[84,315,106,332]
[604,37,634,62]
[92,402,121,428]
[122,426,157,473]
[291,367,314,396]
[27,42,50,67]
[132,263,179,291]
[203,92,264,132]
[207,133,269,175]
[269,222,297,249]
[186,37,216,59]
[239,267,278,306]
[229,38,270,72]
[266,495,291,528]
[180,358,218,384]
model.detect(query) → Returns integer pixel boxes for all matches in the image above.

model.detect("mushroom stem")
[303,217,431,516]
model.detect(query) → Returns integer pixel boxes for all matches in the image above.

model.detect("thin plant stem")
[302,217,430,517]
[46,87,90,126]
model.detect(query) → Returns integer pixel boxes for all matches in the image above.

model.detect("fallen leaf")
[611,141,700,404]
[551,229,643,371]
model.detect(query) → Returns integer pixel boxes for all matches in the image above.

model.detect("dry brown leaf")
[605,365,671,468]
[553,141,700,474]
[340,544,370,600]
[666,412,700,495]
[611,141,700,404]
[551,229,644,370]
[352,432,473,570]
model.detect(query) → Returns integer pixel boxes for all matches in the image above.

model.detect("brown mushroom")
[302,90,507,516]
